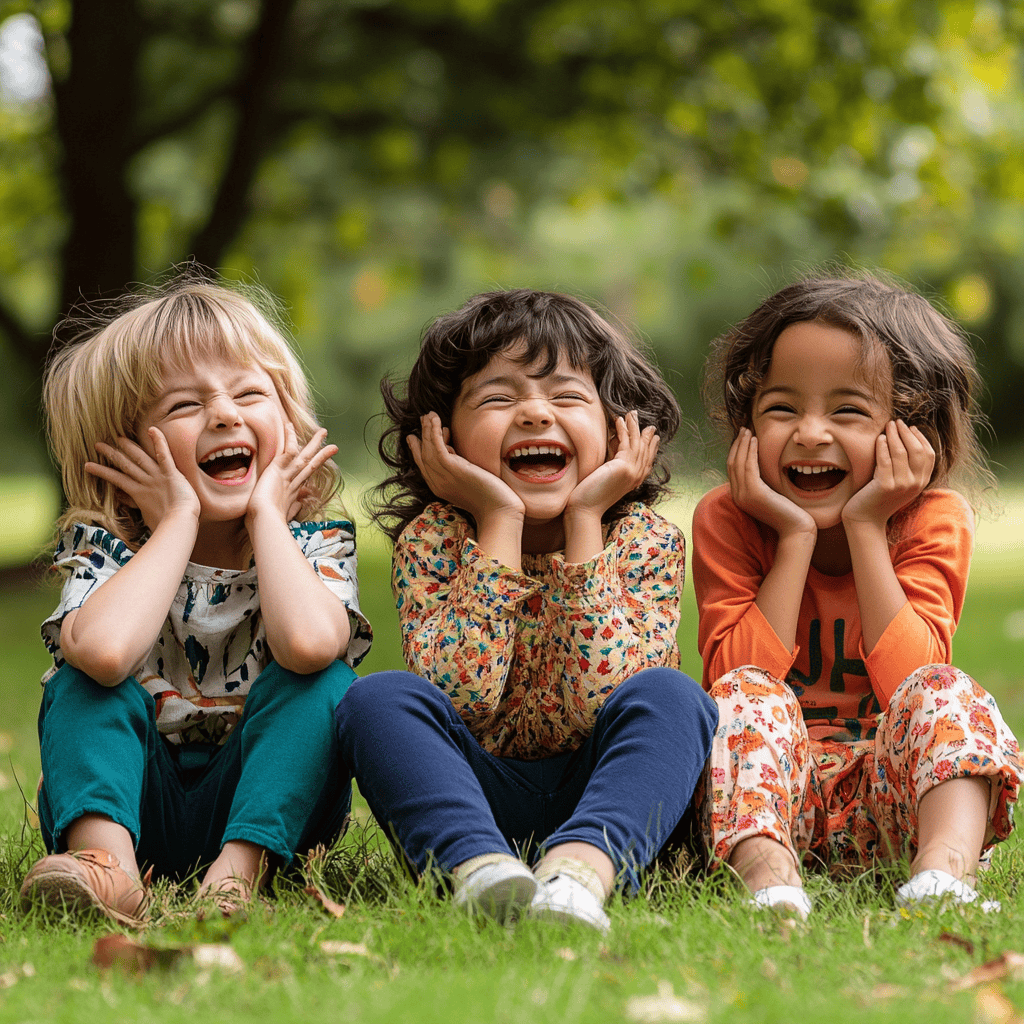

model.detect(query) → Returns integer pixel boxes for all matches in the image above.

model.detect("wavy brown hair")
[702,270,997,516]
[369,288,681,541]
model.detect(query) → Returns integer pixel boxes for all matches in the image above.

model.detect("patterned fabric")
[42,521,372,745]
[392,501,683,759]
[703,665,1023,868]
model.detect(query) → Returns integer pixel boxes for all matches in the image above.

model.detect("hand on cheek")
[727,428,816,539]
[567,411,658,517]
[247,422,338,525]
[842,420,935,527]
[408,412,524,522]
[86,429,200,533]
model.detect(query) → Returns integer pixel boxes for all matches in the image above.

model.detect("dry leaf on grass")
[303,884,346,918]
[973,984,1024,1024]
[950,952,1024,992]
[938,932,975,955]
[625,981,706,1023]
[91,935,243,976]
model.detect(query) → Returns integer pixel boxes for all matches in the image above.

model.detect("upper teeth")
[792,465,834,474]
[201,446,248,464]
[509,445,562,459]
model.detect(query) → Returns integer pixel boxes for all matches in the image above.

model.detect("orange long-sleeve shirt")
[692,485,974,740]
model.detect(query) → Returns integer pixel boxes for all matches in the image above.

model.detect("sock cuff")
[452,853,519,883]
[533,856,606,904]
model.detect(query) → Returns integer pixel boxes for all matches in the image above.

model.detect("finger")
[84,460,137,492]
[290,442,339,487]
[407,434,426,473]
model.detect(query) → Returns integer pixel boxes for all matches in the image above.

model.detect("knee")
[43,662,152,720]
[248,659,358,715]
[606,667,719,741]
[894,664,983,703]
[334,670,444,730]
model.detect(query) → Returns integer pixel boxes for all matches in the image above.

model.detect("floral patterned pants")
[703,665,1022,870]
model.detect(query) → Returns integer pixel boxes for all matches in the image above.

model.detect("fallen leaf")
[0,972,17,990]
[191,944,244,973]
[304,884,346,918]
[320,941,371,957]
[91,935,243,976]
[951,952,1024,992]
[938,932,975,955]
[974,984,1024,1024]
[556,947,577,962]
[868,984,908,1000]
[625,981,706,1024]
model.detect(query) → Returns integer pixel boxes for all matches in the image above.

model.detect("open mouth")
[787,464,846,492]
[199,445,254,482]
[504,443,571,480]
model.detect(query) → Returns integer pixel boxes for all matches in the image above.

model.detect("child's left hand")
[566,411,659,518]
[841,419,935,528]
[246,423,338,525]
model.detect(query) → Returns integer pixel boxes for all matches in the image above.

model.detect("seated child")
[693,272,1022,918]
[335,288,717,931]
[20,276,371,923]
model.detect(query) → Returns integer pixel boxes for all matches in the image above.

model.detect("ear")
[605,418,619,460]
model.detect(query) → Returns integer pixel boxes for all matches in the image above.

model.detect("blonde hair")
[44,276,341,549]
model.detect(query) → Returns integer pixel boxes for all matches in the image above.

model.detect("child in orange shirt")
[692,272,1022,917]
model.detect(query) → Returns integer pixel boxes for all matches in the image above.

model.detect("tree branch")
[186,0,300,267]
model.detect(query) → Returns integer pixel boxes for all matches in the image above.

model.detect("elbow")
[63,646,137,687]
[269,636,344,676]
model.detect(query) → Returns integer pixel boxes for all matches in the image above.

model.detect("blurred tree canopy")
[2,0,1024,476]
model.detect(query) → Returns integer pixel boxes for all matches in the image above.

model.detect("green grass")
[2,487,1024,1023]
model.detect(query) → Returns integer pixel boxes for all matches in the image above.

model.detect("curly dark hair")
[702,270,996,511]
[369,288,681,541]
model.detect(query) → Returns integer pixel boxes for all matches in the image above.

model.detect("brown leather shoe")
[19,849,151,926]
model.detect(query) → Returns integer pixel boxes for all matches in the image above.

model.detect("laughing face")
[448,346,611,537]
[136,357,287,531]
[751,320,892,531]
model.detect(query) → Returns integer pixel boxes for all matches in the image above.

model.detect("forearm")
[60,511,197,685]
[249,511,351,672]
[561,507,606,565]
[472,507,525,571]
[845,519,909,653]
[753,532,816,651]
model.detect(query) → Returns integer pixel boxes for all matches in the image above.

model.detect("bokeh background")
[1,0,1023,819]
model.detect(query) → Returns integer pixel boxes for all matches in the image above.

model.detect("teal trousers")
[37,659,357,879]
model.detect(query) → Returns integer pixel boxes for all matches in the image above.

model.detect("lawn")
[1,481,1023,1023]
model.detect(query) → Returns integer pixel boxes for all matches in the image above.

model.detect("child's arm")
[692,485,802,687]
[59,430,200,686]
[393,504,529,715]
[727,428,816,650]
[245,424,352,673]
[841,420,936,652]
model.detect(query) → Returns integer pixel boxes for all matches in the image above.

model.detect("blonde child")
[693,272,1022,917]
[334,288,717,932]
[20,277,371,924]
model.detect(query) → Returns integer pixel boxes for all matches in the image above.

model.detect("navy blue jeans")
[38,660,357,879]
[334,667,717,891]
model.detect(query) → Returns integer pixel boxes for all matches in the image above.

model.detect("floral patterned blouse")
[392,501,683,759]
[42,521,372,745]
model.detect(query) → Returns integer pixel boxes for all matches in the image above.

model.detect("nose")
[207,394,243,429]
[515,397,554,428]
[793,413,831,447]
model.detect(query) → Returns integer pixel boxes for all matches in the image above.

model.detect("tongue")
[793,469,844,492]
[511,456,565,479]
[204,455,250,481]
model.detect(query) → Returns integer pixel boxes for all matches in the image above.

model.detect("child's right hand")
[408,412,525,525]
[87,428,201,532]
[728,428,816,540]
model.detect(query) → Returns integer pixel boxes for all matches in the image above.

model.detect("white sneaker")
[452,860,537,921]
[530,873,611,934]
[896,869,1001,913]
[749,885,813,921]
